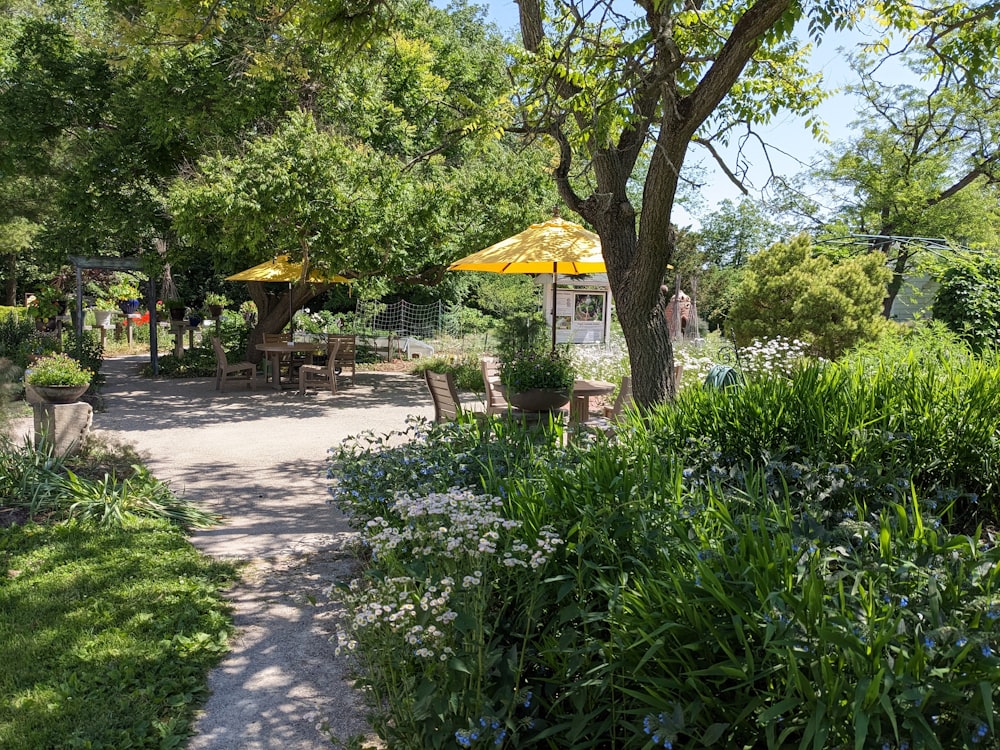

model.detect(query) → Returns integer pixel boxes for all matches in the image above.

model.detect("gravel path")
[87,355,435,750]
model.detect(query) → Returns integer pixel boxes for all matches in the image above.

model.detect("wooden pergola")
[68,256,161,375]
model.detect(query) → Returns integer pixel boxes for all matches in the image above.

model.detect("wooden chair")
[602,376,633,418]
[480,356,509,415]
[425,370,462,422]
[298,339,341,395]
[212,337,256,392]
[327,334,356,386]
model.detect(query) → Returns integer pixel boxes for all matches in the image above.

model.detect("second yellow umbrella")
[448,217,606,349]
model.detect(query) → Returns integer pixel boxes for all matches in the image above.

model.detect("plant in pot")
[204,292,230,318]
[165,298,187,322]
[27,288,68,327]
[92,298,117,327]
[108,278,142,316]
[24,352,93,404]
[498,347,575,412]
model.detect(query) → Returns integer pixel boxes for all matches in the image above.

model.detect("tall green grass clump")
[647,338,999,531]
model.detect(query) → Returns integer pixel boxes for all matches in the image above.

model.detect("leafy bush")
[0,312,40,370]
[410,355,486,392]
[932,256,1000,353]
[330,345,1000,749]
[24,352,92,387]
[728,234,891,359]
[64,329,105,389]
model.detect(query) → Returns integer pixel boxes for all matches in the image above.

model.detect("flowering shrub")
[498,348,574,392]
[570,339,629,384]
[738,335,814,378]
[334,488,562,749]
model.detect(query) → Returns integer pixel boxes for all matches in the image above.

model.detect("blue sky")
[473,1,907,225]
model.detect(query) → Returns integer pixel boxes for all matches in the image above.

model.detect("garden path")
[89,355,434,750]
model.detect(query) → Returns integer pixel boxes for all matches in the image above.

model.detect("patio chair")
[425,370,462,422]
[212,337,256,392]
[329,334,357,385]
[298,339,341,395]
[480,356,509,415]
[602,376,633,418]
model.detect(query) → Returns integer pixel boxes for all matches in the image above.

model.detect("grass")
[0,519,237,749]
[0,435,237,748]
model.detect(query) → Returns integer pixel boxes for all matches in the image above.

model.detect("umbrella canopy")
[225,255,350,283]
[449,217,606,349]
[448,217,605,275]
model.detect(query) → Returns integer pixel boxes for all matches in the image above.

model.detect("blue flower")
[983,644,993,658]
[900,596,909,607]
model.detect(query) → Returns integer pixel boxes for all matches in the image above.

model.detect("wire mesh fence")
[354,299,443,340]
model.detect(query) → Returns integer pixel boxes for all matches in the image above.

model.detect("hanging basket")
[118,298,141,316]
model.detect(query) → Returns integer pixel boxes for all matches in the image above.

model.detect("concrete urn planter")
[26,384,89,405]
[507,388,570,412]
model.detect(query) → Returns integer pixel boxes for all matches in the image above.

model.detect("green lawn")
[0,520,236,749]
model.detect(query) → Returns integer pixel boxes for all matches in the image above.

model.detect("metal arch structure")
[814,234,976,260]
[68,256,160,375]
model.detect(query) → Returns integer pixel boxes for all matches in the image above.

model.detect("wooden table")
[255,341,326,390]
[570,378,616,423]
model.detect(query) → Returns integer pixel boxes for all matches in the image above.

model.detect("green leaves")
[728,233,891,359]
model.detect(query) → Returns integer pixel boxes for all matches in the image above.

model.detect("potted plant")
[498,347,575,411]
[108,278,141,316]
[92,298,117,327]
[24,352,93,404]
[27,288,68,327]
[204,292,230,317]
[165,297,187,321]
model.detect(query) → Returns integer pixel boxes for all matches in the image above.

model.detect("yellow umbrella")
[448,217,606,348]
[226,255,350,332]
[225,254,350,284]
[448,217,604,274]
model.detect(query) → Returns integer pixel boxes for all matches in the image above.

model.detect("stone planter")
[25,383,90,405]
[507,388,570,412]
[169,306,186,321]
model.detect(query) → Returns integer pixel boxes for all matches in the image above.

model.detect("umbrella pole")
[551,264,558,351]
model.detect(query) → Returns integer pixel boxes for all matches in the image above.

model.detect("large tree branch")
[680,0,794,133]
[516,0,545,52]
[693,136,750,194]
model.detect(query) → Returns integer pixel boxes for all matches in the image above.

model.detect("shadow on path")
[91,355,429,749]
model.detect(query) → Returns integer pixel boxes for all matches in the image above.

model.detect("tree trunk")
[586,205,677,407]
[882,251,911,318]
[243,281,331,363]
